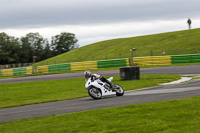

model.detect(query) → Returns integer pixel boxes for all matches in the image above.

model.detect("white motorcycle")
[85,77,124,99]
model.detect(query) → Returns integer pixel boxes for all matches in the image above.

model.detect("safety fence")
[134,56,171,66]
[171,54,200,64]
[0,58,130,77]
[37,58,130,73]
[134,54,200,66]
[1,54,200,77]
[0,67,32,77]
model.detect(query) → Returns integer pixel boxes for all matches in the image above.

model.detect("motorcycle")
[85,77,124,99]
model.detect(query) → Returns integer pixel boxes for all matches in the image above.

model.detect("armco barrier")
[49,63,70,72]
[71,61,97,71]
[97,58,129,68]
[0,67,32,77]
[13,67,27,76]
[58,63,70,72]
[2,54,199,77]
[171,54,200,64]
[171,55,191,64]
[2,69,13,76]
[49,64,59,72]
[190,54,200,63]
[134,56,171,66]
[38,66,49,73]
[26,67,33,75]
[0,58,130,76]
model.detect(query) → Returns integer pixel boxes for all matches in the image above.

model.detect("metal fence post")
[151,50,153,56]
[119,53,122,59]
[176,49,179,55]
[130,48,136,66]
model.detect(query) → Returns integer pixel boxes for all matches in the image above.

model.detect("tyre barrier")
[97,58,129,68]
[134,54,200,66]
[134,56,171,66]
[48,63,70,73]
[171,54,200,64]
[0,58,130,76]
[1,54,199,77]
[71,61,97,71]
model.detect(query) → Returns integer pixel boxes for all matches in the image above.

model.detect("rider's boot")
[100,77,114,90]
[109,83,114,90]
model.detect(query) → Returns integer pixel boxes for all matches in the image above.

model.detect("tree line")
[0,32,79,65]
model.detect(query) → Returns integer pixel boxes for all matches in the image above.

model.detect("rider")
[84,70,114,90]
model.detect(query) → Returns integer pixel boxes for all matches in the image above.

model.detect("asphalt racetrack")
[0,65,200,122]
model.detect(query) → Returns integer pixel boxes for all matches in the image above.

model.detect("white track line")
[160,77,192,85]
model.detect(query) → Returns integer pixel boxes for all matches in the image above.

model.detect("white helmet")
[84,70,91,78]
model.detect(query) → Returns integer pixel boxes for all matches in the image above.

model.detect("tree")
[20,32,46,63]
[42,42,53,60]
[0,32,20,64]
[0,32,79,65]
[51,32,79,56]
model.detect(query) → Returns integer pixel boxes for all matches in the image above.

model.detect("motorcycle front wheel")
[114,84,124,96]
[88,87,102,99]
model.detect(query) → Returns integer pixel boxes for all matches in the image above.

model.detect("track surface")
[1,65,200,84]
[0,65,200,122]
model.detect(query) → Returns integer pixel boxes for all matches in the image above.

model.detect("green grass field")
[0,75,180,108]
[0,96,199,132]
[37,28,200,66]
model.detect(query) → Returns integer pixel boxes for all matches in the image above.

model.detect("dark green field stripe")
[0,69,2,76]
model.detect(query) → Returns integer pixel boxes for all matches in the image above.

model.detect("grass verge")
[0,96,199,132]
[37,28,200,65]
[0,75,180,108]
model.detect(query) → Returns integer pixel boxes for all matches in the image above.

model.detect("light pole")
[130,48,136,66]
[33,56,37,73]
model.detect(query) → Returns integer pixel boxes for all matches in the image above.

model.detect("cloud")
[3,18,200,47]
[0,0,200,29]
[1,0,200,47]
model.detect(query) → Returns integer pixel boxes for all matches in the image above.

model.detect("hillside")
[37,28,200,66]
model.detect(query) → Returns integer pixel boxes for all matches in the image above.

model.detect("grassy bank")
[0,75,180,108]
[0,96,199,132]
[37,28,200,65]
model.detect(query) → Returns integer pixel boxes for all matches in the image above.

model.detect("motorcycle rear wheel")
[88,87,102,99]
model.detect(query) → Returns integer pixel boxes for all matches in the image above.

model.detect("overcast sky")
[0,0,200,47]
